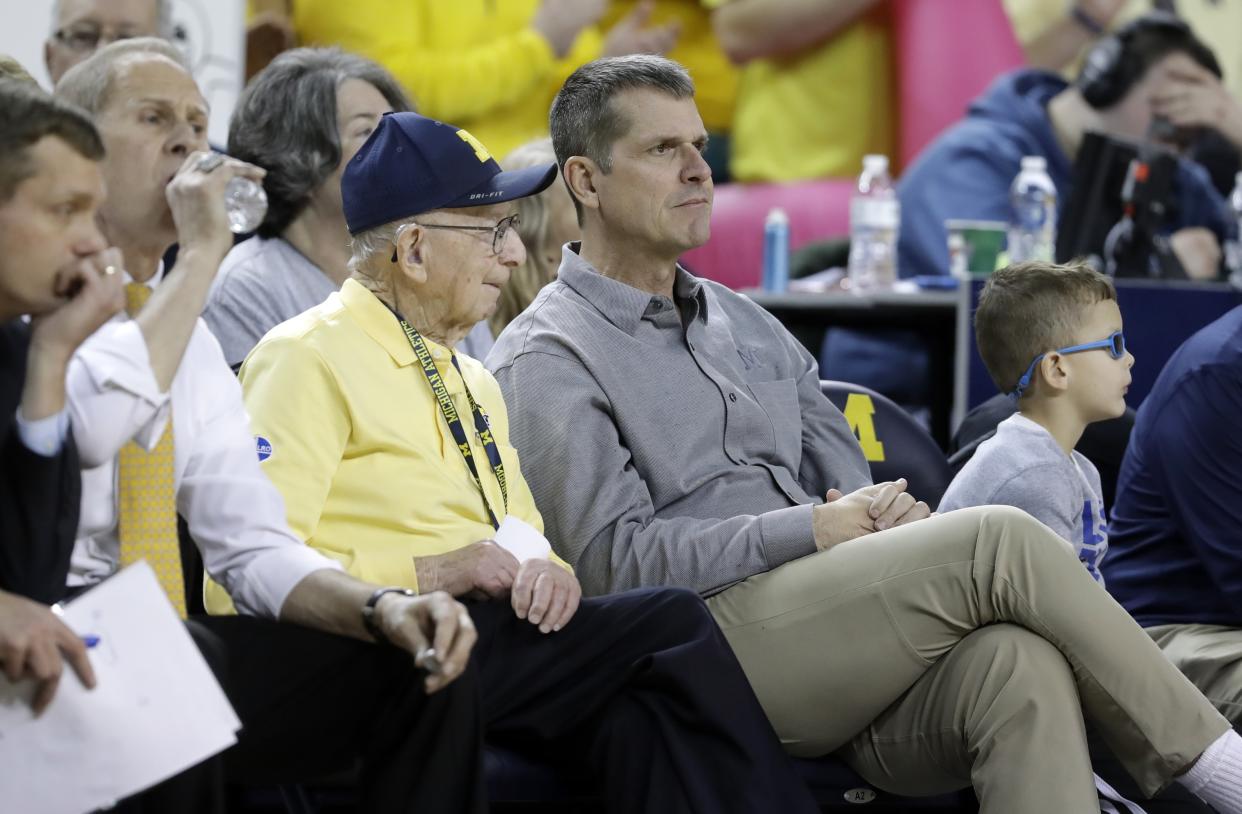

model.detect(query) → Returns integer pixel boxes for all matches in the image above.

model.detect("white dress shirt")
[66,267,340,618]
[15,408,69,457]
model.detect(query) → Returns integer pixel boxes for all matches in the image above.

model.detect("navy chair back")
[820,380,952,510]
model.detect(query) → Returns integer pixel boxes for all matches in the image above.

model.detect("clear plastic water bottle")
[847,154,899,293]
[1007,156,1057,263]
[762,207,790,292]
[225,176,269,234]
[1226,171,1242,285]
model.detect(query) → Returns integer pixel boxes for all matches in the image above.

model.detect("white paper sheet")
[493,515,552,563]
[0,562,240,814]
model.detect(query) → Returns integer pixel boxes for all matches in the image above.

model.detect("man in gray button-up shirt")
[490,245,872,597]
[487,55,1242,812]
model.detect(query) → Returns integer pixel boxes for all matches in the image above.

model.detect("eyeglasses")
[390,214,520,262]
[1011,330,1127,398]
[53,25,144,53]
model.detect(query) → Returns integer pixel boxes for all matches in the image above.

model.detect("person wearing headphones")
[897,11,1238,283]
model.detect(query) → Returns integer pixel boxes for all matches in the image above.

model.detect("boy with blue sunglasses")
[940,262,1134,582]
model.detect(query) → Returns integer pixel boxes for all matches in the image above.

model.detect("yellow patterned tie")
[116,282,186,617]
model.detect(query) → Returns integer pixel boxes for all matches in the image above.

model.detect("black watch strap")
[362,586,415,644]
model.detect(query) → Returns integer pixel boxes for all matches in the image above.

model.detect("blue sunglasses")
[1011,330,1127,399]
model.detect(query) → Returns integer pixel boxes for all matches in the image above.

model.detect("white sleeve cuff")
[227,547,345,620]
[15,408,70,457]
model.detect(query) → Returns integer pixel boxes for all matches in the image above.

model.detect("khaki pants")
[1147,623,1242,723]
[706,506,1229,813]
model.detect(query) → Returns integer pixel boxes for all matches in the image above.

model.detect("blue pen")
[81,634,101,649]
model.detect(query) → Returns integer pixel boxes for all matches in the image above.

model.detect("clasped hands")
[414,542,581,634]
[812,478,932,551]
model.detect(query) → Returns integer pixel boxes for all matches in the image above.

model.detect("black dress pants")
[116,615,485,814]
[469,586,819,814]
[121,587,814,813]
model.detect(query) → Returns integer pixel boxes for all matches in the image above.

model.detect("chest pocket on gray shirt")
[744,377,803,472]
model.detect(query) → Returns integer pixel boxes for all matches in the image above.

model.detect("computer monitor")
[1055,130,1180,277]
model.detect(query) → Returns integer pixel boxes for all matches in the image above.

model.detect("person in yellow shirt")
[288,0,679,159]
[711,0,893,182]
[223,109,822,812]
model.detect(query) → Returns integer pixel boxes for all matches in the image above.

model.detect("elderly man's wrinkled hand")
[0,591,96,715]
[376,591,476,694]
[414,541,520,599]
[511,559,580,634]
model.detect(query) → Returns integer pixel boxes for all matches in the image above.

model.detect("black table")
[746,289,959,447]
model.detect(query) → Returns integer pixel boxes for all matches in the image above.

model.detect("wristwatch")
[361,586,415,645]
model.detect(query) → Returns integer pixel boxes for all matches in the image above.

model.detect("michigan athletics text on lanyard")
[393,312,508,529]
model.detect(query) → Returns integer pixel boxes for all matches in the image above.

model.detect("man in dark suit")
[0,78,124,710]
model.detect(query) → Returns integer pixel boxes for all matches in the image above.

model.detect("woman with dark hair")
[203,47,414,367]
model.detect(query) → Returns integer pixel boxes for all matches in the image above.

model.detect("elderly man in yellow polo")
[212,111,820,813]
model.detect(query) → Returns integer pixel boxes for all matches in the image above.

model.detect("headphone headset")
[1077,12,1195,109]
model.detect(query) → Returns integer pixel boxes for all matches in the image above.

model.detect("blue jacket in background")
[896,69,1232,279]
[826,69,1234,406]
[1103,306,1242,627]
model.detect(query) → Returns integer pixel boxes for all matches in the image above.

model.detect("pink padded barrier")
[679,178,856,289]
[894,0,1027,168]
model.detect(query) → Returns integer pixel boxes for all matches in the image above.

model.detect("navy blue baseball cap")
[342,112,558,235]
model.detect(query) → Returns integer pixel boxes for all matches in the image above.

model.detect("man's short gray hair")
[549,55,694,175]
[54,36,190,115]
[348,218,411,273]
[50,0,175,40]
[229,48,412,237]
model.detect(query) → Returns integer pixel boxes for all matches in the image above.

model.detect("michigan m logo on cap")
[457,129,492,163]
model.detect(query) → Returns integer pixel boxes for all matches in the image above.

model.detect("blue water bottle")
[762,207,790,292]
